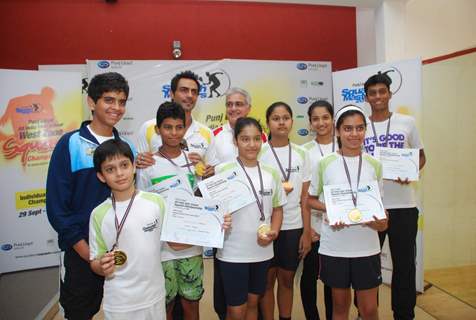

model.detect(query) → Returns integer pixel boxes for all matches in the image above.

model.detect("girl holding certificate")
[259,102,312,320]
[215,117,287,320]
[308,105,387,320]
[300,100,335,320]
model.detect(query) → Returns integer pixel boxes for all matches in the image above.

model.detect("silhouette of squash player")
[203,71,224,98]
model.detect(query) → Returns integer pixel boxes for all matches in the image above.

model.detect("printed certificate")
[323,181,385,225]
[374,147,420,181]
[198,170,255,213]
[161,194,225,248]
[147,174,194,200]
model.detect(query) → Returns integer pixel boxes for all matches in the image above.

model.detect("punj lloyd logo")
[97,60,110,69]
[297,96,308,104]
[1,243,13,251]
[296,63,308,70]
[297,128,309,136]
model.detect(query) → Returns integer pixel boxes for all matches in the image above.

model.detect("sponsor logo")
[204,205,219,212]
[227,171,238,180]
[162,69,231,99]
[143,219,159,232]
[190,142,205,149]
[358,185,372,192]
[97,60,110,69]
[297,96,308,104]
[260,188,272,196]
[296,63,308,70]
[310,80,324,87]
[15,104,42,115]
[297,128,309,136]
[296,62,328,71]
[170,179,182,188]
[1,244,13,251]
[299,80,308,88]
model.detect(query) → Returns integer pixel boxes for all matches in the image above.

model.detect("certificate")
[160,194,225,248]
[323,181,385,225]
[147,174,194,200]
[374,147,420,181]
[198,170,255,213]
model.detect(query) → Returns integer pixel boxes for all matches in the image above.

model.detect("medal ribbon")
[316,140,336,157]
[269,141,292,182]
[341,153,362,208]
[158,148,194,176]
[370,113,392,147]
[111,189,137,250]
[237,157,265,221]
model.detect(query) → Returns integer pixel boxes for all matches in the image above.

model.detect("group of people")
[46,69,426,320]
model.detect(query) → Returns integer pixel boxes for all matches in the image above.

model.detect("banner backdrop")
[332,58,424,292]
[0,69,82,273]
[87,59,333,145]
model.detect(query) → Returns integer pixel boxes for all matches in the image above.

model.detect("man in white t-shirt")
[136,70,218,176]
[363,73,426,320]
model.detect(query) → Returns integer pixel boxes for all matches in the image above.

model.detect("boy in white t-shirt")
[89,139,169,320]
[363,73,426,320]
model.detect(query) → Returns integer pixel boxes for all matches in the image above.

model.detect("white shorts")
[104,298,166,320]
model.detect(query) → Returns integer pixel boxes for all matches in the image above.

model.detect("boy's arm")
[46,135,86,254]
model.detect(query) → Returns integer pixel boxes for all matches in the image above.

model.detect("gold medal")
[113,250,127,266]
[195,161,206,177]
[348,208,363,223]
[257,223,271,238]
[282,181,294,194]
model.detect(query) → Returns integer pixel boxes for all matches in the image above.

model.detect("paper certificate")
[198,170,255,213]
[374,147,420,181]
[147,174,194,200]
[323,181,385,225]
[160,194,225,248]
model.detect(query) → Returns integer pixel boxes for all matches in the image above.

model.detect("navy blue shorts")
[319,254,382,290]
[271,228,302,271]
[218,259,272,306]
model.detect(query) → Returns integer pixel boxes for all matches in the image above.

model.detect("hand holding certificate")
[198,170,255,213]
[323,181,386,225]
[374,147,420,181]
[160,194,226,248]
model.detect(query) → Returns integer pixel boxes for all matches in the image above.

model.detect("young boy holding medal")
[215,117,287,320]
[46,72,134,320]
[259,102,312,320]
[89,139,168,319]
[308,105,388,320]
[137,101,233,320]
[363,73,426,320]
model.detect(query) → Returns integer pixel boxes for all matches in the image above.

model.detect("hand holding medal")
[98,251,116,277]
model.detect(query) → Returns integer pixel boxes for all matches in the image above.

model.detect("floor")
[47,259,476,320]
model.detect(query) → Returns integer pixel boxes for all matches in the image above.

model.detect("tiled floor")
[50,259,476,320]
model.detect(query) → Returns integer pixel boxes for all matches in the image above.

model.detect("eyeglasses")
[226,101,248,108]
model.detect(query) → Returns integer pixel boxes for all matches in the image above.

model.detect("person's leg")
[214,249,227,320]
[323,284,333,320]
[60,248,104,320]
[277,268,296,319]
[259,266,277,320]
[387,208,419,320]
[220,260,250,320]
[355,288,379,320]
[332,288,351,320]
[246,293,261,320]
[177,255,204,320]
[300,241,319,320]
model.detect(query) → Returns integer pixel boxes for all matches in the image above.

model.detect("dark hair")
[265,101,293,141]
[156,101,186,128]
[307,100,334,120]
[88,72,129,103]
[364,72,392,95]
[234,117,263,140]
[170,70,201,94]
[335,108,367,148]
[93,139,134,173]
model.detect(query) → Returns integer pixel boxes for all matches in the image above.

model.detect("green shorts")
[162,255,204,304]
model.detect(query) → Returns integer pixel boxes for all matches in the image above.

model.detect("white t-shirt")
[89,191,166,313]
[87,125,113,144]
[302,140,336,234]
[136,118,219,166]
[136,152,202,262]
[259,142,311,230]
[215,160,287,263]
[363,112,423,209]
[310,152,383,258]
